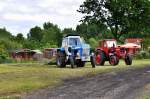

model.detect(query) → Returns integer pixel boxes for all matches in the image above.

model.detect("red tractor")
[94,39,132,66]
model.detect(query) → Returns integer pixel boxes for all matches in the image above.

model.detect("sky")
[0,0,84,37]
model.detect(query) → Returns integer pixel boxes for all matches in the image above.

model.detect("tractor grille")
[83,48,89,56]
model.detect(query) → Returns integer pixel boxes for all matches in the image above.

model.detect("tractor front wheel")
[69,56,75,68]
[125,55,132,65]
[109,55,119,66]
[90,55,96,68]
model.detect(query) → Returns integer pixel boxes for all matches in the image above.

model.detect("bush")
[88,38,98,49]
[0,55,6,63]
[135,50,150,59]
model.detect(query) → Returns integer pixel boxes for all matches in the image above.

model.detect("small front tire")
[109,55,119,66]
[90,55,96,68]
[69,56,75,68]
[125,55,132,65]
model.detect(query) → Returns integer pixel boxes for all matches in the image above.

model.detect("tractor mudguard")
[57,48,65,53]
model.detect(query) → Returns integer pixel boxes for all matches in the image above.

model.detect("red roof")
[126,38,142,43]
[120,43,141,48]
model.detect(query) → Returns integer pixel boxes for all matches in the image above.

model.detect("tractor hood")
[71,43,90,50]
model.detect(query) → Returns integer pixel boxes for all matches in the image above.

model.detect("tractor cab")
[97,39,117,54]
[98,39,117,48]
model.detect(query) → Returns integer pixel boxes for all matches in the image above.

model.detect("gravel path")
[22,66,150,99]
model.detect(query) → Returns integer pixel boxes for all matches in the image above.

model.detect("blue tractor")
[56,35,96,68]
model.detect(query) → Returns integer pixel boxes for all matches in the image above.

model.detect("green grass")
[144,95,150,99]
[0,59,150,98]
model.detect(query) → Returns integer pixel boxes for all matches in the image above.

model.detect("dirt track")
[22,66,150,99]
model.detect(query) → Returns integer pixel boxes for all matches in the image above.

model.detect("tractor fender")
[57,48,66,55]
[95,48,104,52]
[95,49,105,55]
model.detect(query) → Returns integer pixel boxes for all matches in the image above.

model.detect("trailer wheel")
[90,55,96,68]
[76,59,85,67]
[56,52,66,68]
[109,55,118,66]
[95,50,105,66]
[69,56,75,68]
[125,55,132,65]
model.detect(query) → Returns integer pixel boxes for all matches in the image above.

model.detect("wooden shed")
[43,48,57,59]
[11,49,35,61]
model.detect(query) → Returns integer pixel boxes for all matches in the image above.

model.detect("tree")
[0,28,12,39]
[62,28,76,36]
[78,0,150,41]
[42,22,62,47]
[15,33,25,43]
[88,38,98,48]
[28,26,43,42]
[76,23,108,40]
[43,22,57,30]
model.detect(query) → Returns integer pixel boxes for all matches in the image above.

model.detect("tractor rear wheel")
[76,59,85,67]
[125,55,132,65]
[109,55,119,66]
[56,52,66,68]
[95,50,105,66]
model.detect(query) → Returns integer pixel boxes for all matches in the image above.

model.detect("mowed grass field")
[0,59,150,98]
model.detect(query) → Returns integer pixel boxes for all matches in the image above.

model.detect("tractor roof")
[65,34,80,37]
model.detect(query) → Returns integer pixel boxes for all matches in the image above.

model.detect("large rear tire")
[125,55,132,65]
[109,55,119,66]
[95,50,105,66]
[56,52,66,68]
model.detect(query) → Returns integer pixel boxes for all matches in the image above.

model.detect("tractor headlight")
[91,52,94,56]
[77,52,80,57]
[76,51,80,59]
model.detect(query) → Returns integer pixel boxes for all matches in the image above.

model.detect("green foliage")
[42,28,59,45]
[88,38,98,48]
[0,39,22,50]
[78,0,150,41]
[15,33,25,43]
[62,28,76,36]
[42,22,62,46]
[24,22,61,49]
[0,39,23,63]
[142,38,150,49]
[135,50,150,59]
[42,42,58,48]
[28,26,43,42]
[0,28,12,39]
[76,23,108,41]
[0,44,8,63]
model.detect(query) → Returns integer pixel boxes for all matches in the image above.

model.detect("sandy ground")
[22,66,150,99]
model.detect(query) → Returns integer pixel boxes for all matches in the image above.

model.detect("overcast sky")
[0,0,84,37]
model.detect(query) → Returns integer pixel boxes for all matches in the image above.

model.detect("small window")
[62,39,67,47]
[69,38,81,46]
